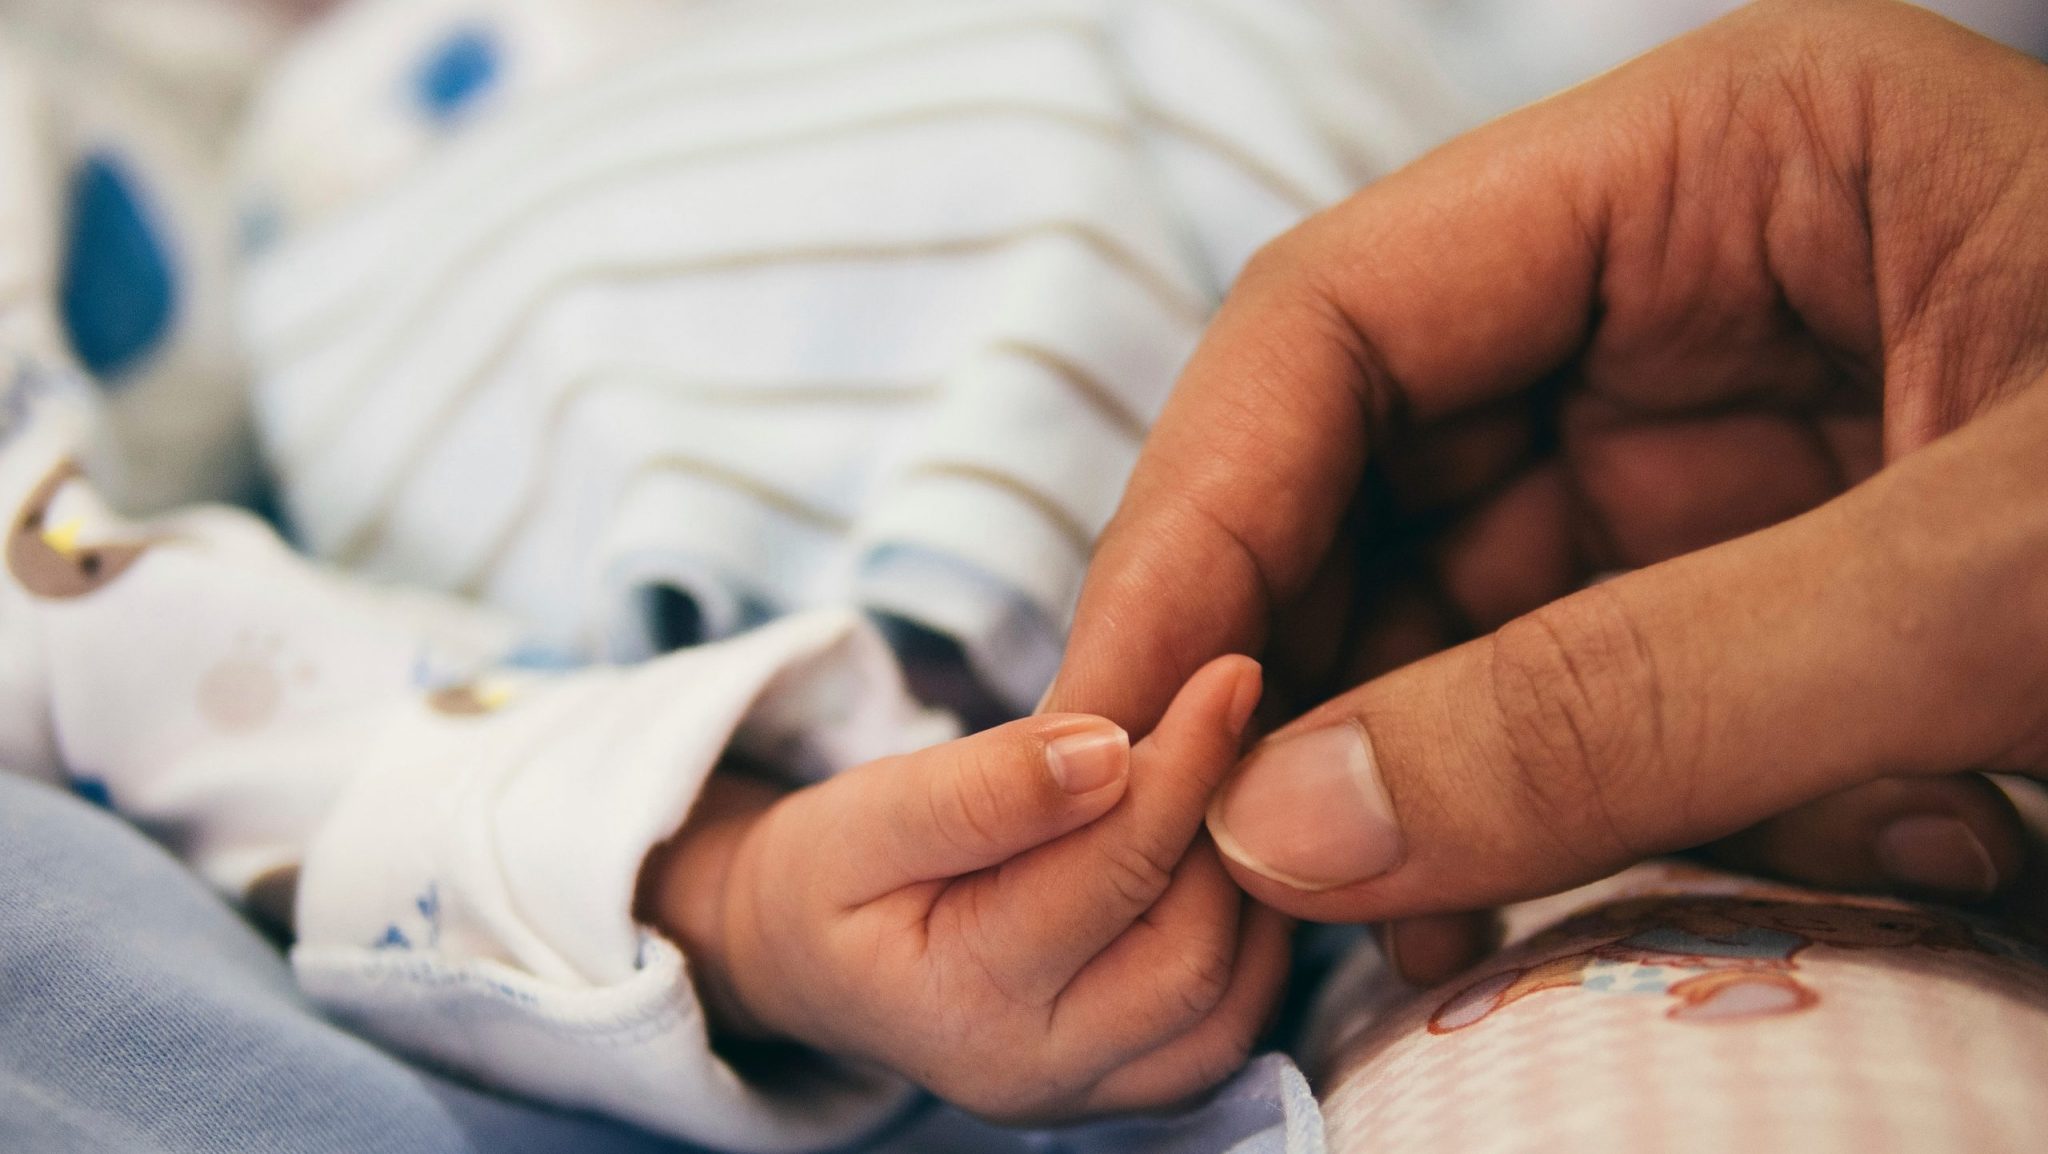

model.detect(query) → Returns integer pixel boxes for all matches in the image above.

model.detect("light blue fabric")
[0,773,701,1154]
[0,773,1322,1153]
[852,1055,1318,1154]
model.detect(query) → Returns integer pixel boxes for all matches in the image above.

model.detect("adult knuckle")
[1239,225,1404,425]
[1846,416,2048,735]
[1238,227,1310,293]
[1487,588,1670,861]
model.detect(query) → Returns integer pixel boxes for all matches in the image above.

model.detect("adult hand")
[1046,0,2048,980]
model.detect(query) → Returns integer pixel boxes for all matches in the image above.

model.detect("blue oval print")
[60,152,178,383]
[414,26,503,123]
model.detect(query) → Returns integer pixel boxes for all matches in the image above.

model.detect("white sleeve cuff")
[293,609,952,1152]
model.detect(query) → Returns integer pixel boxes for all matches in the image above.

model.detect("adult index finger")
[1043,36,1643,731]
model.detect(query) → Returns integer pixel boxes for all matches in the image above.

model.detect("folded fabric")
[0,369,952,1150]
[0,761,1328,1154]
[234,0,1472,711]
[0,2,1479,1143]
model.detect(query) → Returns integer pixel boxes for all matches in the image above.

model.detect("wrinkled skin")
[1047,0,2048,979]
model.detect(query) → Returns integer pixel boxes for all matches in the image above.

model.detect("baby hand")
[640,657,1289,1121]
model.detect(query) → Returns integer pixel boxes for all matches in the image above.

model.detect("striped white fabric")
[236,0,1470,709]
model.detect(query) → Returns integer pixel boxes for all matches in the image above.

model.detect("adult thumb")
[1205,395,2048,921]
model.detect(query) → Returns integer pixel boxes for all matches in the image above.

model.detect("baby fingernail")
[1208,721,1403,892]
[1225,661,1264,743]
[1046,724,1130,795]
[1875,815,2000,899]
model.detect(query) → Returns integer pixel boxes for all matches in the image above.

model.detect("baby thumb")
[812,713,1132,906]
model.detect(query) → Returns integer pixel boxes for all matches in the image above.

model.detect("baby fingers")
[950,656,1261,995]
[1076,898,1294,1115]
[1046,840,1246,1062]
[930,842,1264,1124]
[799,711,1133,909]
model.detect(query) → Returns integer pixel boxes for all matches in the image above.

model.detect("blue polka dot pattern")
[413,26,503,123]
[71,777,114,809]
[60,152,178,384]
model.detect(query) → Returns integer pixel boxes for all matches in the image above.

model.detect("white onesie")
[0,370,956,1149]
[233,0,1471,709]
[0,0,1469,1148]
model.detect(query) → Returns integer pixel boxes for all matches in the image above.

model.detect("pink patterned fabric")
[1311,864,2048,1154]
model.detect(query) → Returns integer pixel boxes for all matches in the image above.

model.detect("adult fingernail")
[1046,723,1130,795]
[1207,721,1402,892]
[1874,815,2000,899]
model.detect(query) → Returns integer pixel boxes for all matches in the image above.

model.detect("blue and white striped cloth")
[234,0,1470,710]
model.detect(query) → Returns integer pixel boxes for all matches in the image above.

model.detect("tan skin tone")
[637,657,1295,1122]
[244,0,1260,1115]
[1046,0,2048,981]
[637,1,2048,1109]
[244,0,1292,1118]
[248,0,2035,1113]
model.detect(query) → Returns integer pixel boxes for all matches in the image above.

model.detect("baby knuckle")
[944,1067,1074,1124]
[931,749,1014,855]
[1097,839,1178,909]
[1487,589,1670,860]
[1187,1028,1257,1092]
[1165,936,1235,1019]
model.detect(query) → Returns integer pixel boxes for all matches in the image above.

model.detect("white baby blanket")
[0,1,1471,1147]
[235,0,1470,711]
[0,372,952,1149]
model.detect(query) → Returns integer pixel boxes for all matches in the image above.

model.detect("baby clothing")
[2,1,1468,1148]
[3,44,958,1132]
[231,0,1472,711]
[0,771,698,1154]
[3,4,1457,1145]
[0,767,1320,1154]
[7,4,2048,1154]
[0,368,954,1151]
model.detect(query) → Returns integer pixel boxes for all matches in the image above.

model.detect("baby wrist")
[636,771,784,1042]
